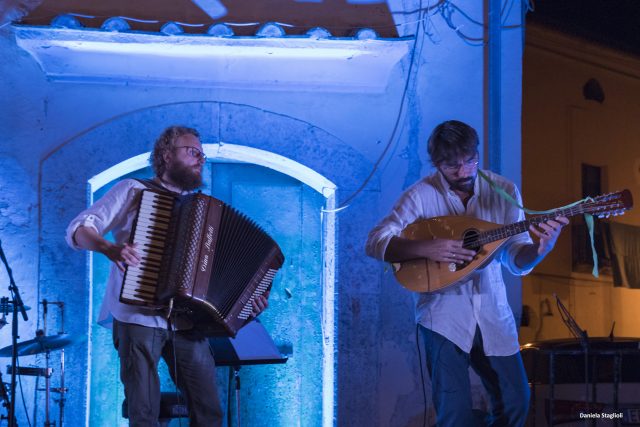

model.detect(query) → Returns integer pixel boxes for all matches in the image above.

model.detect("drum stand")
[40,300,68,427]
[43,347,54,427]
[54,347,66,427]
[0,239,29,427]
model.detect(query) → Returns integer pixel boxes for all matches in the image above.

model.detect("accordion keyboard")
[121,190,175,304]
[118,188,285,336]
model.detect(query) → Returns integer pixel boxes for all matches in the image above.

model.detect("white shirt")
[66,179,183,330]
[365,170,533,356]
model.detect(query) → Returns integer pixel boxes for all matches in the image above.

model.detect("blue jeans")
[113,319,223,427]
[420,326,530,427]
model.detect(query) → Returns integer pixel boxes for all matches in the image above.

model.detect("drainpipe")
[484,0,502,173]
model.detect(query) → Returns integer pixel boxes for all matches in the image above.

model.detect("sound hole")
[454,229,481,270]
[462,228,481,251]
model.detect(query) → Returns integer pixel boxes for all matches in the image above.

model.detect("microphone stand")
[0,238,28,427]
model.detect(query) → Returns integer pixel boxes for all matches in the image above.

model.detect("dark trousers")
[113,319,223,427]
[421,326,530,427]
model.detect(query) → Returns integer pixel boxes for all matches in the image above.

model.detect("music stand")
[521,293,638,426]
[210,320,287,427]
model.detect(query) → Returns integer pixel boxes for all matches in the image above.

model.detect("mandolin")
[393,190,633,293]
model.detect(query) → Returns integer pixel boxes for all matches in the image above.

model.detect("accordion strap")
[133,178,181,196]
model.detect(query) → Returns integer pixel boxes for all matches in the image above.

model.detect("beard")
[166,161,203,191]
[448,176,475,193]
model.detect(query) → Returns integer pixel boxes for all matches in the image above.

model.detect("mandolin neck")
[476,205,586,246]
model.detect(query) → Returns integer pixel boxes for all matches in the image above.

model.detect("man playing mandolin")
[365,120,568,427]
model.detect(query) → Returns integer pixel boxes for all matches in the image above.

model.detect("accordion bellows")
[120,189,284,337]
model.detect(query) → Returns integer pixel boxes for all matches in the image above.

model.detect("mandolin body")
[394,216,510,293]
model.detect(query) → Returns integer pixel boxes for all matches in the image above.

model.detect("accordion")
[120,189,285,337]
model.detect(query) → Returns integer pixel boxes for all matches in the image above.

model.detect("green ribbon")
[584,213,598,277]
[476,169,598,277]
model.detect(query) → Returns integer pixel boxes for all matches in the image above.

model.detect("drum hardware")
[0,303,30,331]
[0,299,74,427]
[0,371,13,425]
[0,327,75,427]
[40,299,69,427]
[0,302,31,313]
[0,333,76,358]
[0,237,29,427]
[6,366,53,378]
[36,387,68,393]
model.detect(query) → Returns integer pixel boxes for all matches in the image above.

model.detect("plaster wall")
[0,2,525,425]
[521,24,640,344]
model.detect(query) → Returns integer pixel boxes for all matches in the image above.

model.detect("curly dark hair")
[150,125,200,177]
[427,120,479,166]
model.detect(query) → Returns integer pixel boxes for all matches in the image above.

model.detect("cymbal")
[0,334,77,357]
[0,302,31,313]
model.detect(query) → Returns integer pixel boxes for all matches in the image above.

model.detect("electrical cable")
[65,12,95,19]
[415,324,428,427]
[172,21,205,28]
[379,2,434,177]
[391,1,445,16]
[324,0,425,212]
[115,16,159,24]
[423,304,435,427]
[501,0,516,26]
[169,315,184,427]
[437,1,483,45]
[444,1,483,26]
[222,22,260,27]
[328,0,531,211]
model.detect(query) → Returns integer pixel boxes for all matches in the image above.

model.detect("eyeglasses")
[439,157,479,173]
[175,146,207,160]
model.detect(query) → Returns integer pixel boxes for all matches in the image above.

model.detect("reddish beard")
[167,162,203,191]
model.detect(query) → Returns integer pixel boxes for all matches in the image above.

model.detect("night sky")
[528,0,640,57]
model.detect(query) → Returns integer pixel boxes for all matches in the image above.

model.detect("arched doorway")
[87,144,336,426]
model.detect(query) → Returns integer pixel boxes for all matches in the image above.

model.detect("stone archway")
[39,101,375,426]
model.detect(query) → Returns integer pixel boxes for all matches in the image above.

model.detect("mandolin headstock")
[584,189,634,218]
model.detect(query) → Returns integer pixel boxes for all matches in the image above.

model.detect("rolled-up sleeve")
[499,184,534,276]
[65,180,136,250]
[365,188,423,261]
